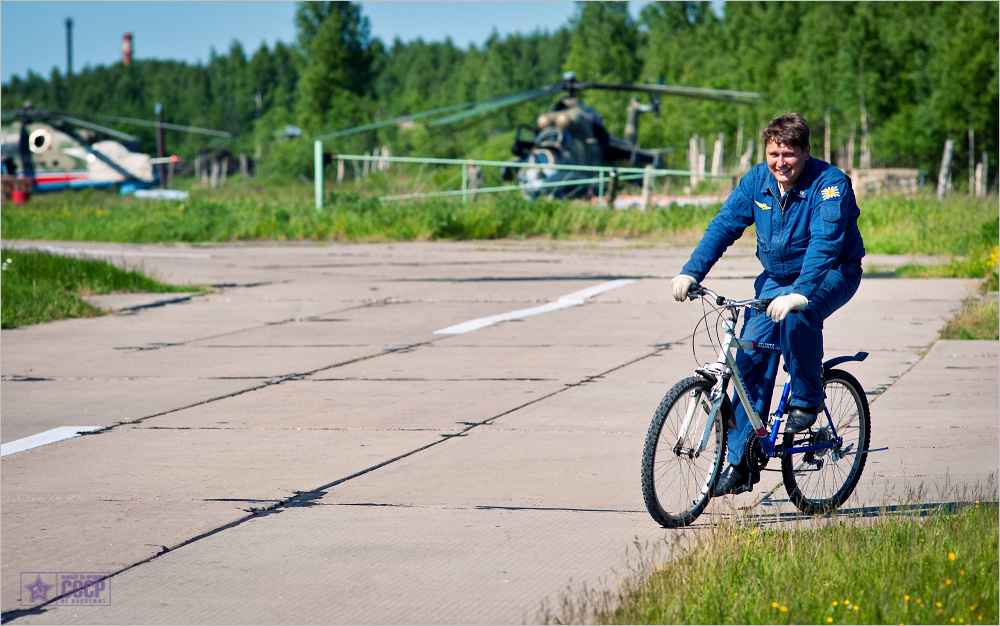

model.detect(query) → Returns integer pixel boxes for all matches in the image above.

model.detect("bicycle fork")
[676,309,780,459]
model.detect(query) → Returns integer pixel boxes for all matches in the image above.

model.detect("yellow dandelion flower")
[936,602,943,608]
[905,595,910,601]
[833,601,839,606]
[853,606,859,611]
[780,606,788,612]
[951,619,956,623]
[960,570,965,576]
[946,579,952,585]
[826,618,833,623]
[949,552,956,561]
[772,602,779,608]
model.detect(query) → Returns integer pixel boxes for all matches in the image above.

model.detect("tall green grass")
[0,248,200,328]
[542,502,999,625]
[3,183,996,278]
[0,185,719,243]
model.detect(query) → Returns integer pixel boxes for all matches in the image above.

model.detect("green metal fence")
[314,146,734,210]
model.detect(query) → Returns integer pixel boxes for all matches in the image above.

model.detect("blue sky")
[1,1,654,84]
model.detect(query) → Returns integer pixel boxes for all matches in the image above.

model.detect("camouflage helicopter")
[323,71,762,200]
[1,102,229,198]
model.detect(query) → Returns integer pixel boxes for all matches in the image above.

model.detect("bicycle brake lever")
[686,285,705,300]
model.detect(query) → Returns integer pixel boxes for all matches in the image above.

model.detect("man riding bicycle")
[671,112,865,496]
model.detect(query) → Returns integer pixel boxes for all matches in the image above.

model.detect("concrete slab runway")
[2,240,996,624]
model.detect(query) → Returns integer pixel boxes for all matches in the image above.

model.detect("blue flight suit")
[680,156,865,467]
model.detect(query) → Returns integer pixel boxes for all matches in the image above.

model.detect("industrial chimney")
[123,33,133,65]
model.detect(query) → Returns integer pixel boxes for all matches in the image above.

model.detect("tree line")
[3,1,996,191]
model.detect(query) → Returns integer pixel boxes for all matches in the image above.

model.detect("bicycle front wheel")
[641,376,729,527]
[782,368,871,515]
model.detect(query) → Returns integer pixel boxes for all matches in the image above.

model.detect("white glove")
[671,274,698,301]
[766,293,809,322]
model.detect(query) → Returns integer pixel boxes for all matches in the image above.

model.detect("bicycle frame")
[684,292,867,460]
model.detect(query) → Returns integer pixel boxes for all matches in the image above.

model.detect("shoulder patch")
[754,200,770,211]
[821,185,841,200]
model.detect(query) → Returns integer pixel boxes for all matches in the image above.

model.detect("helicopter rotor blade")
[65,112,232,138]
[426,85,563,127]
[314,100,480,141]
[313,92,544,141]
[314,85,563,141]
[44,113,143,142]
[575,81,763,105]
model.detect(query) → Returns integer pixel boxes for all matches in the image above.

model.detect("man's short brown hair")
[762,112,810,150]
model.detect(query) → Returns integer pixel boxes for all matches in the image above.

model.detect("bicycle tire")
[781,368,871,515]
[642,376,729,527]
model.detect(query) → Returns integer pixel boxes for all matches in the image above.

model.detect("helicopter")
[0,102,230,200]
[320,71,763,200]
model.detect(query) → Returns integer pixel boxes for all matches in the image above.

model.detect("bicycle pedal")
[731,482,753,495]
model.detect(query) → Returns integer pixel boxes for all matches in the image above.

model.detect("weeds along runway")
[2,240,996,624]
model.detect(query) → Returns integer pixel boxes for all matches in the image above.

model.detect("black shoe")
[712,463,758,497]
[784,405,821,434]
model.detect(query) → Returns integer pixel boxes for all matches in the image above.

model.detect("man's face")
[766,141,810,191]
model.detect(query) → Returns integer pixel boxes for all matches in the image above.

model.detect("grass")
[0,182,720,243]
[940,298,1000,340]
[4,181,993,259]
[542,501,999,625]
[0,248,203,329]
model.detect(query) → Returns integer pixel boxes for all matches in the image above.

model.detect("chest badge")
[821,185,841,200]
[754,200,771,211]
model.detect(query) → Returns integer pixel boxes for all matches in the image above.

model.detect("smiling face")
[766,141,810,192]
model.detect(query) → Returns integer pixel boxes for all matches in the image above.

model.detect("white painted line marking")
[1,426,104,457]
[434,278,637,335]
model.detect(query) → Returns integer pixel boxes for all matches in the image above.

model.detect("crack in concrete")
[0,343,672,623]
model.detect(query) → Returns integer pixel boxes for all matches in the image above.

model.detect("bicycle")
[641,285,876,528]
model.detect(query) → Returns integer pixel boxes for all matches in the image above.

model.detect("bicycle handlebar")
[686,284,773,313]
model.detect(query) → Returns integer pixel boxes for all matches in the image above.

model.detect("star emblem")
[24,575,54,603]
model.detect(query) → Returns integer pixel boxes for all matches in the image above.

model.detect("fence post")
[711,132,724,176]
[607,170,619,208]
[469,163,480,202]
[983,151,989,197]
[937,137,954,200]
[641,165,654,211]
[315,140,324,211]
[462,161,469,203]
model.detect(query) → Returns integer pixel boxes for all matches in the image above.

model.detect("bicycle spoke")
[642,377,727,527]
[782,371,870,515]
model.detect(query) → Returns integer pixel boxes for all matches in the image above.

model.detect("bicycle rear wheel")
[642,376,729,527]
[782,368,871,515]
